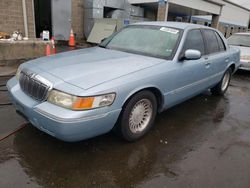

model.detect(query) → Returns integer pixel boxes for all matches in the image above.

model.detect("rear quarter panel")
[227,46,241,73]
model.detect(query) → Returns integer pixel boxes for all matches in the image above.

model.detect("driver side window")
[182,29,205,55]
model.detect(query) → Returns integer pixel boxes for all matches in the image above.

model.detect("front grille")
[19,71,52,101]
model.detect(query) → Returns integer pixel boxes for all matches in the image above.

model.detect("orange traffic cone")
[51,36,56,54]
[69,29,75,47]
[45,43,51,56]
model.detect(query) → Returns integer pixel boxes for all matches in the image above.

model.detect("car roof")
[132,21,210,30]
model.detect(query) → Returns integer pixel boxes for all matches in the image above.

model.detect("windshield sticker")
[160,27,179,34]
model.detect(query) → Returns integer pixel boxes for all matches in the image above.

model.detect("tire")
[211,68,232,96]
[117,90,157,142]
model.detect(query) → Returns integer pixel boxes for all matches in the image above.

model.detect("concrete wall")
[26,0,35,38]
[0,0,35,38]
[130,0,222,15]
[168,0,221,15]
[220,1,250,27]
[0,40,50,62]
[157,3,168,21]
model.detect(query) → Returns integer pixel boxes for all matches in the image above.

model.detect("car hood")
[230,45,250,56]
[26,47,164,90]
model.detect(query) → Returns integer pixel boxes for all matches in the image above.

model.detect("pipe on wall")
[31,0,36,37]
[22,0,29,37]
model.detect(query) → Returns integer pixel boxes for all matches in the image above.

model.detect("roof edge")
[203,0,225,7]
[223,0,250,12]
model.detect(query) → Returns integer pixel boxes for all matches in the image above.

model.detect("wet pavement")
[0,70,250,188]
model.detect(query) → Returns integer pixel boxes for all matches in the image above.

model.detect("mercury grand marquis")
[7,22,240,142]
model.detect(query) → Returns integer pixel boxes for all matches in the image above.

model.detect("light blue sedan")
[7,22,240,142]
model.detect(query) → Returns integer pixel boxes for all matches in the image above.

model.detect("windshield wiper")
[98,44,106,48]
[99,44,111,49]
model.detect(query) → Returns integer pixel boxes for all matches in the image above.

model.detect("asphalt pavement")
[0,70,250,188]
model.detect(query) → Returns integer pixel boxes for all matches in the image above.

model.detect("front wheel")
[211,68,232,96]
[117,91,157,142]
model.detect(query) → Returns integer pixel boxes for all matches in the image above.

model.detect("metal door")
[52,0,71,40]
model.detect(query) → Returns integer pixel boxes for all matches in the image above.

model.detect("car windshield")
[227,34,250,47]
[102,25,181,59]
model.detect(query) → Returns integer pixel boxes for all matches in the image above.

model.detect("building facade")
[0,0,84,41]
[191,0,250,37]
[0,0,35,38]
[130,0,250,38]
[0,0,249,42]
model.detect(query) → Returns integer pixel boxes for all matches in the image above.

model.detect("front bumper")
[7,77,121,142]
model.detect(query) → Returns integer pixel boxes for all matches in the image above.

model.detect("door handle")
[204,56,210,68]
[205,62,211,68]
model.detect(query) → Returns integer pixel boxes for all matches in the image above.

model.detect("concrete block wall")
[26,0,35,38]
[0,0,35,38]
[71,0,85,41]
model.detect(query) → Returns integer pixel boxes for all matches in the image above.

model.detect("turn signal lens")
[72,97,95,110]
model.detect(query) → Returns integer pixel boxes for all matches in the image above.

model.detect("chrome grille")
[19,71,52,101]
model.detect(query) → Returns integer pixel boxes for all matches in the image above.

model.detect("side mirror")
[184,49,201,60]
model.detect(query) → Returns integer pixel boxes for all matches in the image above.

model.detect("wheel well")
[229,64,235,73]
[123,88,164,112]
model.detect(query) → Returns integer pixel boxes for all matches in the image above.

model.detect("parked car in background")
[7,22,240,142]
[228,32,250,71]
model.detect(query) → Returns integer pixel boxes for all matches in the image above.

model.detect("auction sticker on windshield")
[160,27,179,34]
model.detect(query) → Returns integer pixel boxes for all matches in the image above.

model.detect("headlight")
[47,90,116,110]
[16,67,21,80]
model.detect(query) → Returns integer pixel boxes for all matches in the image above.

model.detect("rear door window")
[215,32,226,51]
[182,29,205,55]
[203,30,220,54]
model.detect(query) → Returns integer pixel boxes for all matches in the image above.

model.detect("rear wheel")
[117,91,157,142]
[211,68,232,96]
